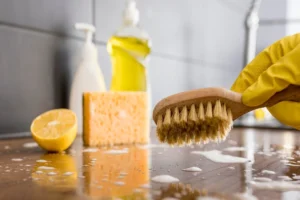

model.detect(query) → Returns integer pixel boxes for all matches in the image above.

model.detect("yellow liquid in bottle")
[107,36,151,91]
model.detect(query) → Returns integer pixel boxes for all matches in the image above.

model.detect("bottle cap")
[75,23,95,43]
[123,0,139,26]
[75,23,97,62]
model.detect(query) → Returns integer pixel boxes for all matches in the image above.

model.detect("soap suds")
[261,170,276,175]
[191,150,249,163]
[35,171,43,174]
[223,147,245,152]
[63,172,74,176]
[253,177,272,182]
[151,175,179,183]
[23,142,38,148]
[47,172,57,176]
[11,158,23,162]
[234,193,258,200]
[38,166,55,170]
[278,176,293,181]
[280,160,289,164]
[104,148,128,154]
[287,157,294,160]
[293,175,300,180]
[83,148,98,153]
[115,181,125,186]
[36,160,47,163]
[251,180,300,191]
[286,163,300,167]
[182,167,202,172]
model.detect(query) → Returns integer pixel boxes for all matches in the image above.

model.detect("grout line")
[150,51,241,71]
[0,21,239,72]
[0,132,31,139]
[0,20,83,41]
[260,19,300,25]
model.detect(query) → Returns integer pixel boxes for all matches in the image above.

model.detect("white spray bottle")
[69,23,107,135]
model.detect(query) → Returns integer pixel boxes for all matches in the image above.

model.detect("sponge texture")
[83,92,150,146]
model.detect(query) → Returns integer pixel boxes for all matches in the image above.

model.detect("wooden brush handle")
[152,84,300,123]
[258,85,300,108]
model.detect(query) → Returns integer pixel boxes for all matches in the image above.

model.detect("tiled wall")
[0,0,289,133]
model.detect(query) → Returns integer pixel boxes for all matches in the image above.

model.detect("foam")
[182,167,202,172]
[151,175,179,183]
[191,150,249,163]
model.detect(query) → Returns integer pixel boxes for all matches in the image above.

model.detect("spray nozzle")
[75,23,95,43]
[123,0,139,26]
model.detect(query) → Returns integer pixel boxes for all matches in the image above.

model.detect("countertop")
[0,127,299,200]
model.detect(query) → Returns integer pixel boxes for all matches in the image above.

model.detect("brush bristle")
[156,100,233,145]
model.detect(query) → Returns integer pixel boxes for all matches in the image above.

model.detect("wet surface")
[0,128,300,200]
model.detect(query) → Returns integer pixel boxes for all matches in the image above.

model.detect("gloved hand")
[231,33,300,130]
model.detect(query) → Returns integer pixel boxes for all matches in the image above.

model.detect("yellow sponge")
[83,92,150,146]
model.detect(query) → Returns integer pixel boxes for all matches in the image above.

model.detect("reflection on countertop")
[0,128,299,200]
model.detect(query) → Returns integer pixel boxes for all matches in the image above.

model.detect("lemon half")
[30,109,77,152]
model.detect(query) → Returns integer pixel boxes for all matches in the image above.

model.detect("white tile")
[256,24,287,53]
[259,0,287,20]
[0,26,83,133]
[0,0,92,38]
[287,0,300,19]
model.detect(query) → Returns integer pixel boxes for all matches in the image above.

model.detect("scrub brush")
[153,85,300,145]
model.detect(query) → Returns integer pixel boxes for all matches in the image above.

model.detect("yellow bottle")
[107,0,151,92]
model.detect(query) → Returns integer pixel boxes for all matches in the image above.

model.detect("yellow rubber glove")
[231,33,300,130]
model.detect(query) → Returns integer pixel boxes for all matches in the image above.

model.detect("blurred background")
[0,0,299,135]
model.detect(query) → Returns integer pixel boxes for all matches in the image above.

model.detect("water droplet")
[63,172,74,176]
[47,172,57,176]
[11,158,23,162]
[4,145,10,150]
[115,181,125,186]
[23,142,38,148]
[36,160,47,163]
[38,166,55,170]
[151,175,179,183]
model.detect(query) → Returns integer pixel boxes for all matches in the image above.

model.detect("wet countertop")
[0,128,300,200]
